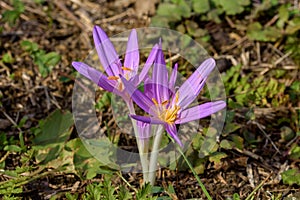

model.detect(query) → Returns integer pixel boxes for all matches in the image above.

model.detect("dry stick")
[100,8,134,23]
[1,110,22,133]
[252,121,281,155]
[53,0,92,48]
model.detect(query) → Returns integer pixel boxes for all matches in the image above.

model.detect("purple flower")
[121,44,226,146]
[72,26,159,100]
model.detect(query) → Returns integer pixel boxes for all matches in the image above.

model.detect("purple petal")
[152,42,169,103]
[177,58,216,109]
[93,26,121,76]
[131,115,164,124]
[86,66,122,95]
[73,61,117,92]
[120,76,156,115]
[124,29,139,76]
[138,44,159,83]
[169,63,178,93]
[72,61,92,79]
[165,123,183,147]
[175,101,226,124]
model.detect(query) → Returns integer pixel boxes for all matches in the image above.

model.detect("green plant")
[1,0,24,26]
[281,169,300,186]
[21,40,61,77]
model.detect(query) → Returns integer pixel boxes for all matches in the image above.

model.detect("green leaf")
[209,152,227,163]
[33,109,73,145]
[21,40,39,52]
[219,0,250,15]
[2,53,14,64]
[277,4,289,29]
[4,145,22,152]
[43,52,61,67]
[136,183,156,200]
[156,3,182,22]
[286,17,300,34]
[192,0,210,14]
[282,169,300,185]
[220,139,233,149]
[289,144,300,160]
[230,135,244,150]
[247,22,281,42]
[119,185,132,200]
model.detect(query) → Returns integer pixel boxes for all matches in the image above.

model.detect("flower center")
[152,92,180,124]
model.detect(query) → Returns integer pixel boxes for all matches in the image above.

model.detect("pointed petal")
[169,63,178,92]
[93,26,121,76]
[138,44,159,83]
[177,58,216,109]
[131,115,164,124]
[165,123,183,147]
[72,61,92,79]
[73,61,116,91]
[175,101,226,124]
[124,29,139,76]
[120,76,156,115]
[152,43,169,103]
[86,66,122,95]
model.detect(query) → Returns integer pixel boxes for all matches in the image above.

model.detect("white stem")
[126,101,149,183]
[148,125,164,185]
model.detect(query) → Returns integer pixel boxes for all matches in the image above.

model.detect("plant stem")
[177,146,213,200]
[126,100,149,183]
[148,125,164,185]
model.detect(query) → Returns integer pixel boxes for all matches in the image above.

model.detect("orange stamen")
[121,67,132,71]
[107,76,119,80]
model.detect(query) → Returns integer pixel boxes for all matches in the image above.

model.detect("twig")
[99,8,134,23]
[274,52,292,66]
[0,110,21,133]
[252,121,281,155]
[53,0,87,31]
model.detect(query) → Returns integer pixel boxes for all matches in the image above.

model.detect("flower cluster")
[73,26,226,147]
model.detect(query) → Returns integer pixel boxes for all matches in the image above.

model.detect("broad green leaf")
[33,109,73,145]
[289,144,300,160]
[156,3,182,22]
[21,40,39,52]
[282,169,300,185]
[192,0,210,14]
[209,152,227,163]
[43,52,61,67]
[2,53,14,64]
[215,0,250,15]
[220,139,233,149]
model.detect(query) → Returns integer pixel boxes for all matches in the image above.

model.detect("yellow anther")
[121,67,132,71]
[175,91,179,103]
[152,98,159,106]
[107,76,119,80]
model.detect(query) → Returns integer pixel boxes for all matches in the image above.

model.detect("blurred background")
[0,0,299,199]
